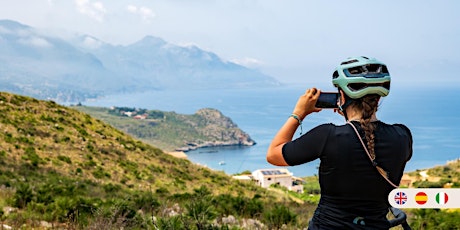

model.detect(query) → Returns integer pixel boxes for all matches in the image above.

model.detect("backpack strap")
[348,121,398,188]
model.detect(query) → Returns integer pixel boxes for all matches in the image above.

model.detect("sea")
[83,84,460,177]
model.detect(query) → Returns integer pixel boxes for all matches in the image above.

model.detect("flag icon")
[394,192,407,205]
[436,192,449,204]
[415,192,428,205]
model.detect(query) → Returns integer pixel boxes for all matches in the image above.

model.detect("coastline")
[174,140,256,152]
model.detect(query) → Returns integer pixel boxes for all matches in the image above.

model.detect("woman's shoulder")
[312,123,350,134]
[378,121,412,136]
[378,121,409,129]
[315,123,345,129]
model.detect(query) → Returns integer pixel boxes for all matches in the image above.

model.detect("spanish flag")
[415,192,428,205]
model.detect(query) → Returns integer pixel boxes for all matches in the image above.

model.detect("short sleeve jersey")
[282,121,412,224]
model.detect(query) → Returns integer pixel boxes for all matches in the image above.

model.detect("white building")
[251,168,304,193]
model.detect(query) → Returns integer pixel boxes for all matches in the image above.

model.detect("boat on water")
[199,150,218,153]
[219,161,226,165]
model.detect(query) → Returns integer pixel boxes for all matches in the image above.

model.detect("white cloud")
[126,5,137,13]
[75,0,106,22]
[126,5,155,22]
[230,57,264,68]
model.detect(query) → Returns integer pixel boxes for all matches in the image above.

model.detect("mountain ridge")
[0,19,280,103]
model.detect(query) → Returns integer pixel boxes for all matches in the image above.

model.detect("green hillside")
[72,106,255,152]
[401,160,460,229]
[1,91,458,229]
[0,92,315,229]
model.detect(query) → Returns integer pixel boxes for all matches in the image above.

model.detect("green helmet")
[332,56,391,99]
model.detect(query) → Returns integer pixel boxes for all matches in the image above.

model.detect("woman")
[266,56,412,229]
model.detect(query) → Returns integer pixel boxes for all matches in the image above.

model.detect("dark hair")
[349,94,393,180]
[349,94,380,159]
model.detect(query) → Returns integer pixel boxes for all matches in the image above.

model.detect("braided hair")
[348,94,394,182]
[349,94,380,159]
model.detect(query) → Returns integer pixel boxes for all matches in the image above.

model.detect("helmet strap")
[339,104,349,121]
[338,89,354,121]
[338,90,355,121]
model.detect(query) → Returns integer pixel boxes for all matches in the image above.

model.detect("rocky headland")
[74,106,256,152]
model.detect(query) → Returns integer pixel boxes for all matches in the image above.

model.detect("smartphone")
[316,92,339,108]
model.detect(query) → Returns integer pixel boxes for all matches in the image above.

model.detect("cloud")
[75,0,106,22]
[230,57,264,68]
[126,5,155,22]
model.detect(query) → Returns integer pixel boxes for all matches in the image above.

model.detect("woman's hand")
[266,87,323,166]
[292,88,323,120]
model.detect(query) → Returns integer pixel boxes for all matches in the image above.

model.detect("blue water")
[84,84,460,177]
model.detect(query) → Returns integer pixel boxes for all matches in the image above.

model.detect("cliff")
[73,106,256,152]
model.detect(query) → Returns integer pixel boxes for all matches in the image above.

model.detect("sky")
[1,0,459,87]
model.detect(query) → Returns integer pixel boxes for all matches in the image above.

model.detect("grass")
[73,106,254,152]
[1,92,457,229]
[0,92,314,229]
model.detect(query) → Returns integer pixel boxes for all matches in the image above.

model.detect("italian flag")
[435,192,449,204]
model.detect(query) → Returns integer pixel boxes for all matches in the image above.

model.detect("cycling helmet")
[332,56,391,99]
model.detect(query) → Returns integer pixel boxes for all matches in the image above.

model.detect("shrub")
[409,209,460,229]
[154,216,185,230]
[22,147,43,167]
[263,205,297,229]
[132,191,160,214]
[92,166,111,179]
[103,183,121,194]
[57,155,72,164]
[13,183,34,209]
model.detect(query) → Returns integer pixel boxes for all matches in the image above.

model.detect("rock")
[222,215,238,225]
[1,224,12,230]
[175,108,256,152]
[2,206,17,216]
[242,218,265,230]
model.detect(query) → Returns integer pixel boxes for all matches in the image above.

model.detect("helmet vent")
[332,71,339,79]
[346,64,389,77]
[381,65,389,74]
[348,81,390,91]
[341,59,358,65]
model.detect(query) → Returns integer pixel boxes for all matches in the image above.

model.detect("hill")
[399,160,460,229]
[0,92,314,229]
[402,159,460,189]
[72,106,255,152]
[0,19,280,102]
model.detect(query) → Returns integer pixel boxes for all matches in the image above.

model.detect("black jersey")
[282,121,412,229]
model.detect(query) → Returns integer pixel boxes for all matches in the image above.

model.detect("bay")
[84,84,460,177]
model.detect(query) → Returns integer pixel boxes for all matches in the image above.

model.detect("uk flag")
[394,192,407,205]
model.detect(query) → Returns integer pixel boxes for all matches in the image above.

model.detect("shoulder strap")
[347,121,399,188]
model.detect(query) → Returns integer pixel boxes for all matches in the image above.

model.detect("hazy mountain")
[0,19,279,102]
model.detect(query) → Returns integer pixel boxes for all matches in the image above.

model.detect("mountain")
[0,19,280,102]
[0,20,134,102]
[80,35,279,90]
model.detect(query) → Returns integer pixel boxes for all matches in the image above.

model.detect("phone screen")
[316,92,339,108]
